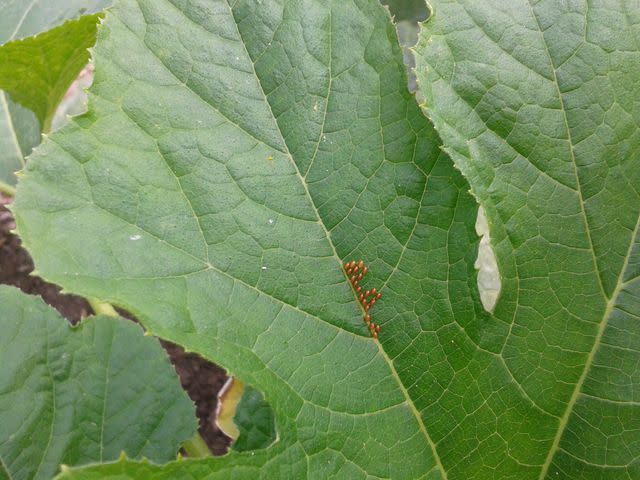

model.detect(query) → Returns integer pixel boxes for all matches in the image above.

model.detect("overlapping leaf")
[414,0,640,478]
[0,286,196,480]
[0,14,102,132]
[0,0,112,189]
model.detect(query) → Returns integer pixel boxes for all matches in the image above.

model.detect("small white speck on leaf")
[129,234,142,241]
[261,266,267,271]
[268,218,274,224]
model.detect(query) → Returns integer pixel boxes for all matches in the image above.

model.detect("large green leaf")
[413,0,640,478]
[0,286,197,480]
[15,0,638,478]
[16,0,473,477]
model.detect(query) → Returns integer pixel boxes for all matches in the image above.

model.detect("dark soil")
[0,194,231,456]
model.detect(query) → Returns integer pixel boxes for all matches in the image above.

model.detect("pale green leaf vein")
[539,212,640,479]
[524,0,607,299]
[225,1,448,476]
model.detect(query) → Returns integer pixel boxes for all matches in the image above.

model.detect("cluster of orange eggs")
[343,260,382,339]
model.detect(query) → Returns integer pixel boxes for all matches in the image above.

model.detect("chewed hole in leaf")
[474,206,501,313]
[216,378,277,453]
[380,0,430,22]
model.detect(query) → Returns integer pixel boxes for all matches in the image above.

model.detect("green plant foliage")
[0,0,112,189]
[414,0,640,478]
[0,14,102,132]
[11,0,640,478]
[0,91,39,191]
[232,386,276,453]
[0,286,197,480]
[0,0,110,44]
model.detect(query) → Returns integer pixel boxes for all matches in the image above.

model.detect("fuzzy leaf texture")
[15,0,473,478]
[13,0,637,479]
[414,0,640,479]
[0,286,197,480]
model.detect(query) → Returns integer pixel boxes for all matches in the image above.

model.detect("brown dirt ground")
[0,193,231,456]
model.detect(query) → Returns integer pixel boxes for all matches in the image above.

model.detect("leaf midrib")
[521,2,639,476]
[539,212,640,478]
[98,326,115,462]
[421,2,640,476]
[0,455,12,480]
[524,1,607,300]
[224,0,448,477]
[6,0,38,43]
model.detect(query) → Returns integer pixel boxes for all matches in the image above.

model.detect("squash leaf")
[0,286,197,480]
[13,0,640,478]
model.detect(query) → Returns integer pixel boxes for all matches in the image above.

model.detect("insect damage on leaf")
[343,260,383,339]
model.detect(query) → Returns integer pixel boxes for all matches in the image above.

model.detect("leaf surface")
[0,0,111,188]
[0,0,110,44]
[414,1,640,478]
[0,91,39,191]
[0,13,102,132]
[14,0,638,479]
[16,0,472,477]
[0,286,197,480]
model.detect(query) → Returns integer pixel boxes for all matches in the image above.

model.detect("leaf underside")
[12,0,640,479]
[0,286,197,480]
